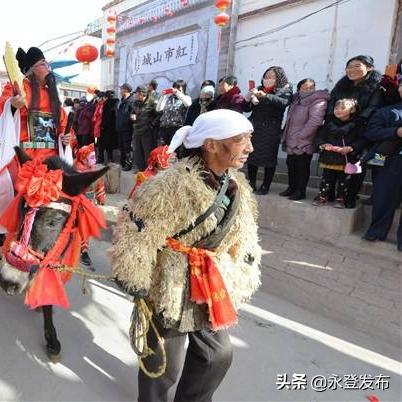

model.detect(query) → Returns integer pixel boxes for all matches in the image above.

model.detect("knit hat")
[120,83,132,92]
[168,109,253,153]
[200,85,215,98]
[16,47,45,74]
[346,55,374,68]
[135,85,147,94]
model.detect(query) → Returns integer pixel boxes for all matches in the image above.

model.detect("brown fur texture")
[112,158,261,332]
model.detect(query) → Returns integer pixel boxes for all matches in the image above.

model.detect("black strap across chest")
[172,174,230,240]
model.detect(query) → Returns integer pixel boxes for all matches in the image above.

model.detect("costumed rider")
[112,109,262,402]
[74,143,106,268]
[0,46,74,250]
[127,145,175,199]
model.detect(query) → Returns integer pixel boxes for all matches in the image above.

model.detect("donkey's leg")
[42,305,61,361]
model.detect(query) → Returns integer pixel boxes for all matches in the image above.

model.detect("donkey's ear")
[14,146,32,165]
[62,166,109,196]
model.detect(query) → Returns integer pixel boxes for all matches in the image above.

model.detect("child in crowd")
[74,143,106,268]
[313,98,363,208]
[128,145,175,199]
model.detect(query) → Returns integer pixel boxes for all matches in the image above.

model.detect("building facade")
[234,0,401,92]
[91,0,234,98]
[93,0,401,95]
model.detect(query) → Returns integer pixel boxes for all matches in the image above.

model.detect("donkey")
[0,147,108,362]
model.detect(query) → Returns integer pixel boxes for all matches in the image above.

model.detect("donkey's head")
[0,147,108,295]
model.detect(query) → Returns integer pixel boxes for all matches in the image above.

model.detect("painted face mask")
[86,152,97,167]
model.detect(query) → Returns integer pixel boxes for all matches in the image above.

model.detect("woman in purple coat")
[281,79,329,200]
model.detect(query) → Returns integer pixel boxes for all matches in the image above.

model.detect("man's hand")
[114,277,147,299]
[397,127,402,138]
[10,81,24,109]
[61,133,72,146]
[256,90,267,98]
[329,145,343,153]
[320,143,333,151]
[339,146,353,155]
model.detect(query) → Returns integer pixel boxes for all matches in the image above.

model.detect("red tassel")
[25,267,69,309]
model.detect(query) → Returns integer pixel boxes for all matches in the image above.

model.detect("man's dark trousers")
[138,317,233,402]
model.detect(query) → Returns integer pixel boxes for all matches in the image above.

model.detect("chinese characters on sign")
[133,32,198,75]
[276,373,390,392]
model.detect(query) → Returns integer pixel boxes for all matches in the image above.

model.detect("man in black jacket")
[116,83,134,171]
[362,82,402,251]
[132,85,159,171]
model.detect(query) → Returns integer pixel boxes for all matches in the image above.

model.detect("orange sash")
[166,237,237,330]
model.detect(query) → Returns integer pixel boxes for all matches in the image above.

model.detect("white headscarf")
[168,109,253,154]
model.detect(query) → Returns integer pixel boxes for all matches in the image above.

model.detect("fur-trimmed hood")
[332,70,383,94]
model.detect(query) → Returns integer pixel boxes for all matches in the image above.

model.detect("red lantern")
[76,44,98,70]
[215,0,231,11]
[87,85,97,94]
[106,38,115,45]
[106,26,116,34]
[214,12,230,27]
[107,14,117,23]
[180,0,189,6]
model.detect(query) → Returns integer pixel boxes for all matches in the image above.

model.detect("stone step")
[272,169,373,195]
[258,182,401,263]
[114,170,400,260]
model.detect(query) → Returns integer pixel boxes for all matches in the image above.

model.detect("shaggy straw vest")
[112,158,261,332]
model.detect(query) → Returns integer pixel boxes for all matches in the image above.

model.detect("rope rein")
[53,264,167,377]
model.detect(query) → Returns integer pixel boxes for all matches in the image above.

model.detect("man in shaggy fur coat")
[112,109,261,402]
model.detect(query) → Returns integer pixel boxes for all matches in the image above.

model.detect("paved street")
[0,235,401,402]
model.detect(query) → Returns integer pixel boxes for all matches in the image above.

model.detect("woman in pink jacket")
[281,79,329,200]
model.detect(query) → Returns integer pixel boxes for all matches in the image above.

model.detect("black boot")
[282,155,296,197]
[80,251,92,266]
[247,164,258,193]
[256,167,275,195]
[279,188,294,197]
[288,191,306,201]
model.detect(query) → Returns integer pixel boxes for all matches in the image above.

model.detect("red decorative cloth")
[92,101,104,138]
[0,80,68,161]
[0,158,107,309]
[147,145,171,170]
[75,143,95,162]
[15,159,62,208]
[166,237,237,330]
[24,194,106,309]
[128,146,173,198]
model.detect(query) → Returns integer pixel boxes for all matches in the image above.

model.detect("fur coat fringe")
[112,158,261,332]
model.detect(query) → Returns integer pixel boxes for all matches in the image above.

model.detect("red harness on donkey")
[0,150,108,309]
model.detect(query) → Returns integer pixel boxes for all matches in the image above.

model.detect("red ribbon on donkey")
[0,158,107,309]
